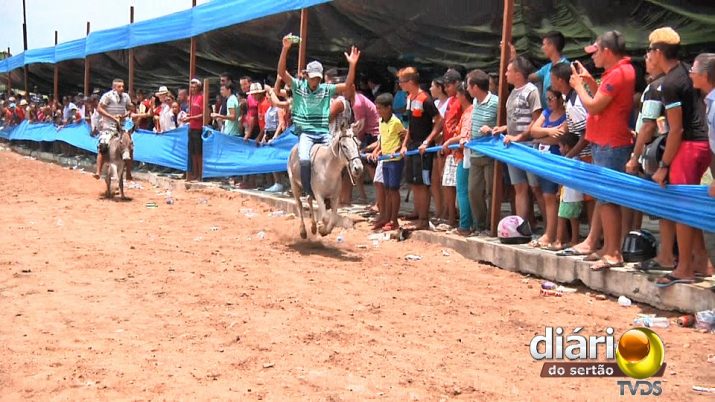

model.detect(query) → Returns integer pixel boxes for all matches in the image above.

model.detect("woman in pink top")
[182,78,204,181]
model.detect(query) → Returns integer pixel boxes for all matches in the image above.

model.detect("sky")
[0,0,210,55]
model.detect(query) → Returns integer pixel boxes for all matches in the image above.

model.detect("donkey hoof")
[300,230,308,239]
[311,223,317,235]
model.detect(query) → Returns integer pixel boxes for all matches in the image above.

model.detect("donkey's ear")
[351,119,365,136]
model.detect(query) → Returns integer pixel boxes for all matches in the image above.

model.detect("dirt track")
[0,148,713,401]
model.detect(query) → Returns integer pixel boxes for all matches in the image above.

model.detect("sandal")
[556,247,593,257]
[528,239,551,248]
[543,243,569,252]
[635,259,675,272]
[590,258,624,272]
[583,252,603,262]
[382,222,398,231]
[655,273,695,288]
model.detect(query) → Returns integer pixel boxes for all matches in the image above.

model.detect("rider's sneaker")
[265,183,285,193]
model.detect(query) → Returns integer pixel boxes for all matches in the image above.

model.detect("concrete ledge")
[5,141,713,313]
[410,231,715,313]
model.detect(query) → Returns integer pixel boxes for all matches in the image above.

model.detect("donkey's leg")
[307,196,318,235]
[314,195,330,236]
[118,161,126,199]
[105,163,113,198]
[324,195,340,235]
[290,175,308,239]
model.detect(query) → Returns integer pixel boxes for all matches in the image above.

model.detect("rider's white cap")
[306,61,324,79]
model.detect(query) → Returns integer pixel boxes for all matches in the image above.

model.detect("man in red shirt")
[570,31,635,271]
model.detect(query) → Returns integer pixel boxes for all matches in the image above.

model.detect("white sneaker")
[265,183,285,193]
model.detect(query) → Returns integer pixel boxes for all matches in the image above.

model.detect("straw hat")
[247,82,266,95]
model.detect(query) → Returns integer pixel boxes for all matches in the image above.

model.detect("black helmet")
[641,135,666,176]
[622,230,657,263]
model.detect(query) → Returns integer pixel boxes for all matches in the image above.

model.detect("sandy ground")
[0,148,713,401]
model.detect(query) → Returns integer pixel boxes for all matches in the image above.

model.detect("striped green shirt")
[291,79,337,135]
[470,92,499,158]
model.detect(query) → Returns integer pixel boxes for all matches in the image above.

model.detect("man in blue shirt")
[529,31,568,108]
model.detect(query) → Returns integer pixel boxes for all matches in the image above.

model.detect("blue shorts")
[539,177,560,195]
[382,159,404,190]
[591,143,633,204]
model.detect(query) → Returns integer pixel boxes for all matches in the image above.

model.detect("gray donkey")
[288,121,364,239]
[102,125,132,199]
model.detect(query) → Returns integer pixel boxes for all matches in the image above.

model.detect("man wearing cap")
[153,86,173,133]
[646,28,712,286]
[95,78,132,179]
[245,82,267,141]
[19,99,29,121]
[569,30,635,271]
[277,34,361,197]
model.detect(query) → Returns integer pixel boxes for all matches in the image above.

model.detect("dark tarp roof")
[8,0,715,96]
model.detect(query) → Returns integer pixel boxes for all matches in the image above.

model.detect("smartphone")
[572,62,582,74]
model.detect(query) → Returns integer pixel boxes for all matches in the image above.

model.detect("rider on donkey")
[94,78,132,179]
[277,34,360,197]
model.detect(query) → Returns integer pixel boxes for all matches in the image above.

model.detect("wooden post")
[22,0,28,95]
[6,47,10,95]
[189,0,197,81]
[188,0,197,120]
[53,31,59,103]
[490,0,514,236]
[83,22,91,97]
[128,6,135,98]
[297,8,308,74]
[202,78,210,126]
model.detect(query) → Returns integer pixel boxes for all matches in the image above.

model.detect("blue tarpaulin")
[0,121,297,177]
[464,136,715,234]
[202,127,297,177]
[1,122,713,233]
[0,0,331,73]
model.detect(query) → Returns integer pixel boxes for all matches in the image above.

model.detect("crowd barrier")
[464,136,715,234]
[0,121,298,176]
[1,121,713,233]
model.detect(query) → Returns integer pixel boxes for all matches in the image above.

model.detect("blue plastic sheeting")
[3,121,189,171]
[0,0,331,73]
[133,128,189,172]
[1,121,297,177]
[465,136,715,233]
[202,127,298,178]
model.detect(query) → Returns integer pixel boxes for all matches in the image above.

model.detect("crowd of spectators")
[1,26,714,287]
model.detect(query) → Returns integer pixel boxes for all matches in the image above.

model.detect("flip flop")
[382,222,397,231]
[590,258,624,272]
[583,253,603,262]
[635,259,675,271]
[543,244,568,252]
[555,248,592,257]
[655,274,695,288]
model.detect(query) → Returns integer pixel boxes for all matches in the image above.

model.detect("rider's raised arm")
[278,35,295,89]
[336,46,361,95]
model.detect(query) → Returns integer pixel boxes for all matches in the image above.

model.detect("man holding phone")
[569,30,635,272]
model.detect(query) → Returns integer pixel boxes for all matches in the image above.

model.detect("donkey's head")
[334,120,364,180]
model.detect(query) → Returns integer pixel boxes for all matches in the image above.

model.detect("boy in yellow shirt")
[370,93,407,230]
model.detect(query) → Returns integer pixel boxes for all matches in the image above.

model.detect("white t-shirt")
[157,104,173,133]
